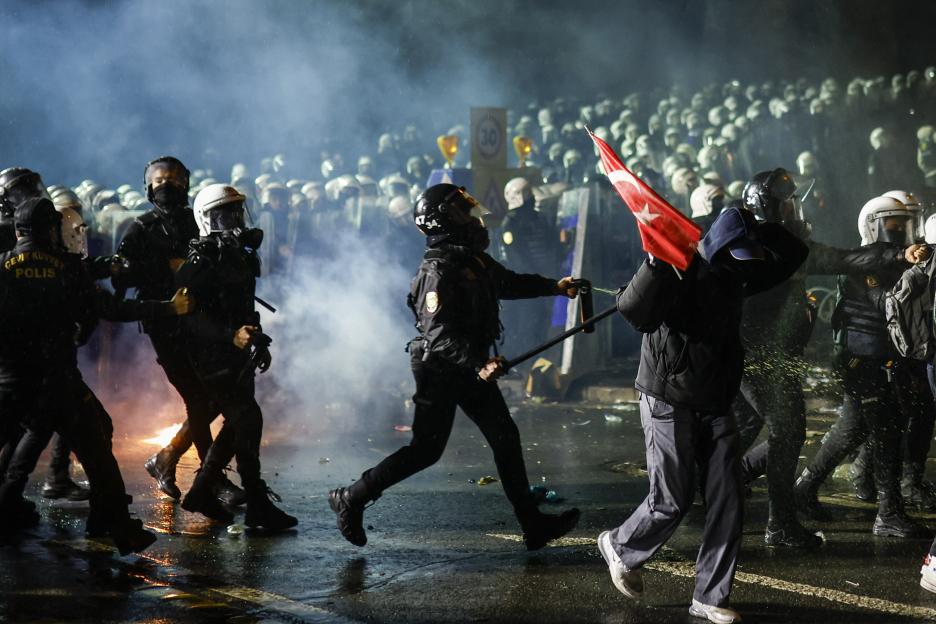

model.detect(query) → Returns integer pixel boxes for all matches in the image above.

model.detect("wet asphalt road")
[3,394,936,623]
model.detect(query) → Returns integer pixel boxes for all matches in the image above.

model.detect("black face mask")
[151,184,189,211]
[466,224,490,252]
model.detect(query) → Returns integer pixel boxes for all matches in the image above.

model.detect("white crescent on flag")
[607,168,643,193]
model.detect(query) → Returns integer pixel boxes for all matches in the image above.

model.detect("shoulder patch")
[425,291,440,314]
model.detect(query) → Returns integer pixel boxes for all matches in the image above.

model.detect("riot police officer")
[328,183,581,550]
[0,167,49,252]
[794,196,930,538]
[115,157,242,506]
[735,169,920,547]
[499,177,558,359]
[176,184,296,531]
[0,169,92,500]
[0,198,157,554]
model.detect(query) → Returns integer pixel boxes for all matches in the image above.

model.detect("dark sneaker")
[764,521,823,548]
[329,487,366,546]
[522,508,581,551]
[41,478,90,501]
[144,451,182,500]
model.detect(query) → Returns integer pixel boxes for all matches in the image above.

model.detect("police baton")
[502,279,621,371]
[503,304,618,370]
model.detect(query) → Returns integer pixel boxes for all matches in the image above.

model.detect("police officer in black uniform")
[0,168,91,501]
[114,157,242,505]
[0,198,158,554]
[175,184,296,531]
[328,183,581,550]
[794,195,930,538]
[733,169,921,547]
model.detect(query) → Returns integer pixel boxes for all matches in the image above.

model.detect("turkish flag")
[587,129,702,271]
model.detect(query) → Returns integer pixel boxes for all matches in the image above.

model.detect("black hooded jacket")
[616,223,808,412]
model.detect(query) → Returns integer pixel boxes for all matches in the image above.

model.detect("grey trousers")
[610,394,744,607]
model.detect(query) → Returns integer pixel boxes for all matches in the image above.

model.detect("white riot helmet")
[690,183,726,218]
[504,177,533,210]
[857,196,916,246]
[193,183,246,237]
[57,206,88,256]
[882,190,924,241]
[925,214,936,245]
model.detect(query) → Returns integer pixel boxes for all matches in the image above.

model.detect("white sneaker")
[597,530,643,599]
[689,598,742,623]
[921,554,936,594]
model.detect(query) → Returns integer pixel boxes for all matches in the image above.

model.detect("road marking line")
[486,533,936,621]
[43,537,345,622]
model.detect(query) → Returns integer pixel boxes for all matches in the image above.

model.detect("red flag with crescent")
[587,129,702,271]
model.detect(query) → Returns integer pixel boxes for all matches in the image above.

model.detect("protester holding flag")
[588,132,809,623]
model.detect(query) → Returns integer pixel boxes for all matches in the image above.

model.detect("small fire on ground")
[142,423,182,447]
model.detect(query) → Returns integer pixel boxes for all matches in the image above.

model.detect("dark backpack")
[885,256,936,360]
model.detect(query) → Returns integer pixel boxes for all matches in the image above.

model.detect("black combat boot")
[520,507,581,551]
[41,477,90,501]
[110,517,157,555]
[901,463,936,512]
[244,481,297,531]
[793,468,833,521]
[849,447,877,503]
[144,447,183,500]
[764,504,823,548]
[328,482,372,546]
[181,470,234,524]
[216,473,247,507]
[873,490,930,538]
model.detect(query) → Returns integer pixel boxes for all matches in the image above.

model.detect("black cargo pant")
[194,367,263,493]
[150,334,219,461]
[0,373,133,529]
[2,429,74,493]
[806,357,906,502]
[358,361,538,522]
[734,360,807,524]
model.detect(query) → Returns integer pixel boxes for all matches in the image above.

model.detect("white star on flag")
[634,204,660,225]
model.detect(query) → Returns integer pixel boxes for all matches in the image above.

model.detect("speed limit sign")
[471,107,507,168]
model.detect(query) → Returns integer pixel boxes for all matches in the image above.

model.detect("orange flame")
[142,423,183,447]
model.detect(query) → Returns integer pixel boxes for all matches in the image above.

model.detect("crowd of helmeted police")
[2,65,936,623]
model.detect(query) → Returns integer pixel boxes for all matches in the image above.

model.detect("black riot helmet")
[413,183,488,246]
[0,167,50,217]
[143,156,190,206]
[741,168,799,224]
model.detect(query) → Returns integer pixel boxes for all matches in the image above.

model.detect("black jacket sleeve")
[413,261,480,368]
[616,256,684,333]
[483,253,557,300]
[742,223,810,296]
[112,221,154,290]
[94,287,175,322]
[806,240,906,276]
